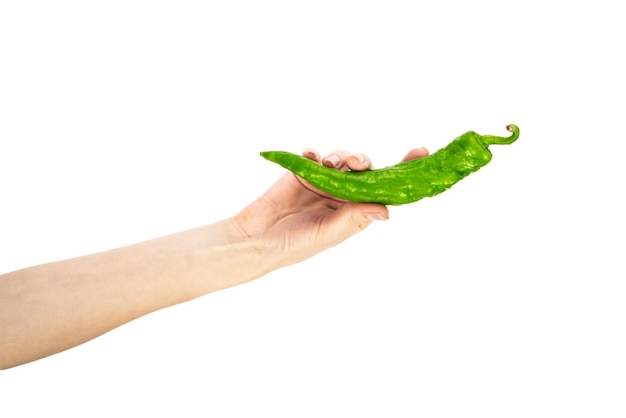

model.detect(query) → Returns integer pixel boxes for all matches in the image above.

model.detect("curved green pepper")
[260,124,519,205]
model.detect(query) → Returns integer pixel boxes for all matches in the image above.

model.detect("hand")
[233,147,429,270]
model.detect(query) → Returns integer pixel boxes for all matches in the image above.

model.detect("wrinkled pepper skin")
[260,124,519,205]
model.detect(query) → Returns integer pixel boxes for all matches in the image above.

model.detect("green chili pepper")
[260,124,519,205]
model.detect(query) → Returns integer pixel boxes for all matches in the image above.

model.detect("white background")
[1,1,624,416]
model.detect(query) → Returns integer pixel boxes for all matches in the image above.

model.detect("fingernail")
[365,212,388,221]
[354,153,366,163]
[323,155,341,168]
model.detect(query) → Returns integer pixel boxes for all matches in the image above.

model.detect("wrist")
[198,217,279,291]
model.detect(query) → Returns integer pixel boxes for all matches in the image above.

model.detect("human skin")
[0,147,428,369]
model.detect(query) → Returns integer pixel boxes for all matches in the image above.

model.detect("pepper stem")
[481,124,520,145]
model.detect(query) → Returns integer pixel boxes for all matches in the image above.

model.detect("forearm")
[0,218,273,369]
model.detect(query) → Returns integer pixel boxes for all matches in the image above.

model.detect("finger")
[345,152,373,171]
[327,202,390,243]
[322,150,352,171]
[302,148,321,163]
[401,147,430,162]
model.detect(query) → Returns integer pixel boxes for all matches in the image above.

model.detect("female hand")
[233,147,429,270]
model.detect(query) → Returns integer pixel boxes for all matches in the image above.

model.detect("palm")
[238,172,364,267]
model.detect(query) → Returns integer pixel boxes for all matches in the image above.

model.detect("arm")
[0,148,428,369]
[0,219,267,370]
